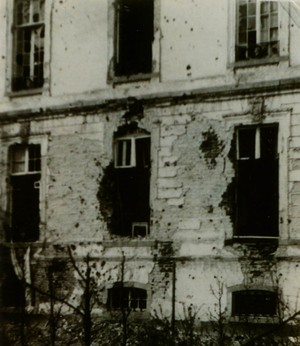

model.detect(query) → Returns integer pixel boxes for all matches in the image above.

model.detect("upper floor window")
[114,0,154,76]
[235,124,279,237]
[12,0,45,91]
[232,290,277,316]
[236,0,279,61]
[107,284,147,311]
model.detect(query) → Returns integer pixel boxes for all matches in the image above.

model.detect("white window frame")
[105,282,149,311]
[10,144,41,175]
[237,125,278,160]
[227,0,289,68]
[236,0,279,59]
[132,222,149,238]
[114,135,150,168]
[6,0,51,96]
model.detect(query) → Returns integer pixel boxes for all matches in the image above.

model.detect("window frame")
[232,289,277,317]
[236,0,279,62]
[107,0,160,84]
[10,144,41,176]
[4,136,48,243]
[227,285,280,323]
[114,134,151,169]
[6,0,50,96]
[106,282,148,312]
[235,123,279,238]
[227,0,289,68]
[223,111,289,242]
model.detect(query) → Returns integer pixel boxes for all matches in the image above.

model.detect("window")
[232,290,277,316]
[115,136,150,168]
[236,124,278,237]
[112,135,150,237]
[236,0,279,61]
[115,0,154,76]
[12,0,45,91]
[107,284,147,311]
[9,144,41,242]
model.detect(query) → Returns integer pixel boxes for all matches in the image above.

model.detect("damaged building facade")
[1,0,300,343]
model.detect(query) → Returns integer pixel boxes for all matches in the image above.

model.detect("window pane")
[238,31,247,44]
[261,29,268,42]
[125,140,131,166]
[270,1,278,12]
[16,0,30,25]
[260,125,278,159]
[239,3,247,18]
[270,13,278,28]
[238,128,256,159]
[248,2,256,16]
[270,28,278,41]
[248,16,256,30]
[29,144,41,171]
[116,139,131,166]
[12,146,26,173]
[115,0,154,76]
[261,15,269,30]
[136,137,150,168]
[261,2,269,14]
[232,290,277,316]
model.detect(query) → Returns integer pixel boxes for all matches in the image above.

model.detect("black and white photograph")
[0,0,300,345]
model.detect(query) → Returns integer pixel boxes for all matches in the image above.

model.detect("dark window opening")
[236,1,279,61]
[236,124,278,237]
[12,0,45,91]
[115,0,154,76]
[0,245,25,307]
[107,285,147,311]
[232,290,277,316]
[113,136,150,237]
[9,144,41,242]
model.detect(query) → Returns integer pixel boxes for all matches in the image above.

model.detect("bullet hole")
[207,205,214,213]
[70,244,76,250]
[215,57,219,60]
[75,223,79,228]
[178,205,183,208]
[173,18,175,21]
[190,28,193,31]
[186,65,191,70]
[1,56,5,59]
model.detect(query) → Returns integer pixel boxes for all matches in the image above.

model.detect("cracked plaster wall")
[0,88,300,319]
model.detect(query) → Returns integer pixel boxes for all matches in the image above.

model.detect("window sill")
[110,72,159,85]
[103,238,155,248]
[230,55,288,69]
[230,315,279,324]
[225,236,279,246]
[7,88,44,98]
